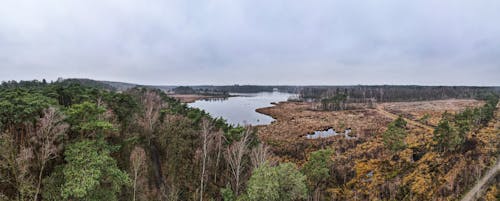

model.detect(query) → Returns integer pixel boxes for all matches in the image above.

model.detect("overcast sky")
[1,0,499,85]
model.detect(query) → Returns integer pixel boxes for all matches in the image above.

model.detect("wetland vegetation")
[0,79,499,201]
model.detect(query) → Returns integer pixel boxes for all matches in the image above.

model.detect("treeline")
[0,80,316,201]
[190,85,299,94]
[433,94,499,153]
[300,85,500,105]
[172,86,229,96]
[382,93,499,154]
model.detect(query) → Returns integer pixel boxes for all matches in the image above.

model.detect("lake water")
[189,92,296,126]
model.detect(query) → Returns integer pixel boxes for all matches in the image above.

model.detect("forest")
[0,79,499,201]
[0,79,307,201]
[299,85,499,111]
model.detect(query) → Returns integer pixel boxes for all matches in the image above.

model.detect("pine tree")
[382,116,407,152]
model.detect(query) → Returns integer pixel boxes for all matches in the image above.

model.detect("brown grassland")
[256,99,483,162]
[256,99,497,200]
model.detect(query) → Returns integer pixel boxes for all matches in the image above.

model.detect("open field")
[380,99,484,126]
[256,98,499,200]
[256,99,486,162]
[257,102,392,143]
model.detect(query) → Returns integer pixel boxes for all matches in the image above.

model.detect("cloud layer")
[1,0,499,85]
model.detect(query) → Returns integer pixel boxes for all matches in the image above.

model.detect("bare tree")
[130,146,147,201]
[250,143,271,169]
[32,107,68,201]
[161,184,180,201]
[224,127,252,196]
[213,130,225,184]
[199,119,213,201]
[0,133,36,201]
[139,90,163,142]
[16,147,35,201]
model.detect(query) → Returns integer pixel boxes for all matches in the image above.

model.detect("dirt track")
[375,105,435,133]
[460,157,499,201]
[461,102,500,201]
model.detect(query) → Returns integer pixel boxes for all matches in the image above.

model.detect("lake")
[189,92,296,126]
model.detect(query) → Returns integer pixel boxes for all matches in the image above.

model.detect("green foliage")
[244,163,307,201]
[156,116,199,192]
[418,114,431,124]
[49,83,95,107]
[173,86,196,94]
[42,166,65,201]
[224,126,246,144]
[320,94,347,111]
[65,101,114,136]
[221,185,236,201]
[104,93,139,130]
[433,113,462,153]
[62,139,131,201]
[0,88,55,129]
[382,116,407,152]
[433,95,498,153]
[302,149,333,189]
[223,126,259,147]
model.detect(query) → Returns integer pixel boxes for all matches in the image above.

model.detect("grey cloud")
[0,0,499,85]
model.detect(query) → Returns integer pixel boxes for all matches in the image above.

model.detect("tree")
[302,149,333,201]
[32,107,68,201]
[65,101,114,138]
[433,113,462,153]
[221,185,236,201]
[0,89,54,145]
[130,146,147,201]
[382,116,407,152]
[244,162,307,201]
[104,93,139,133]
[0,133,36,201]
[199,119,214,201]
[225,127,252,196]
[250,143,271,169]
[138,90,163,139]
[62,139,130,201]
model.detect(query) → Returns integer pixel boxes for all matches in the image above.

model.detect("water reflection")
[189,92,295,126]
[199,97,228,102]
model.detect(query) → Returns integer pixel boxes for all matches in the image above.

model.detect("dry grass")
[255,99,499,200]
[257,102,392,143]
[255,99,485,161]
[380,99,484,126]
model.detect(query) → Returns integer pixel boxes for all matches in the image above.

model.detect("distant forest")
[30,79,500,98]
[299,85,500,102]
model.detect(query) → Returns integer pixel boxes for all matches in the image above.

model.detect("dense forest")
[0,80,306,201]
[300,85,500,111]
[0,79,499,201]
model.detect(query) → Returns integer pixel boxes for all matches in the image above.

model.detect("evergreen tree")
[382,116,407,152]
[302,149,333,200]
[244,162,307,201]
[433,112,461,153]
[61,139,130,201]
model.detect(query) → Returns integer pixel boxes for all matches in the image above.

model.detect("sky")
[0,0,499,86]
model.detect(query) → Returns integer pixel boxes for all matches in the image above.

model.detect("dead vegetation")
[256,99,499,200]
[256,99,480,160]
[256,101,393,162]
[380,99,484,126]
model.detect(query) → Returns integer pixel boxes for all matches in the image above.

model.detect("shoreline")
[169,94,233,103]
